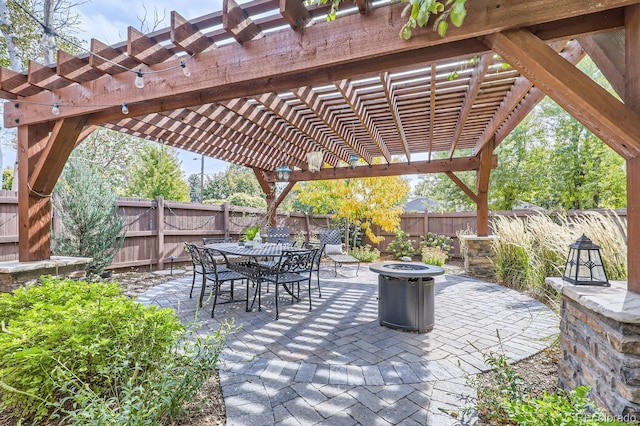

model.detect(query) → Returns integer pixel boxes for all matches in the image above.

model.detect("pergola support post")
[626,4,640,294]
[18,124,53,261]
[476,138,494,237]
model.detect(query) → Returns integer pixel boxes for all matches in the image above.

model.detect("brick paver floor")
[137,264,558,425]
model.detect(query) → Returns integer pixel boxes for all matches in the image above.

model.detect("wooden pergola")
[2,0,640,291]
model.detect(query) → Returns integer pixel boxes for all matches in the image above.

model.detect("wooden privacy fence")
[0,190,628,269]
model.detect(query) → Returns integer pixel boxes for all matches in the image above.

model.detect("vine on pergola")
[317,0,468,39]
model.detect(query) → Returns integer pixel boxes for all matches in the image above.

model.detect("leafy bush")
[420,232,453,252]
[0,277,228,424]
[467,336,628,426]
[387,229,416,259]
[421,246,447,266]
[241,225,261,241]
[502,386,629,426]
[349,245,380,262]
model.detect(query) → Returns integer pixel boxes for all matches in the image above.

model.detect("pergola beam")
[277,155,497,183]
[484,29,640,159]
[6,0,634,127]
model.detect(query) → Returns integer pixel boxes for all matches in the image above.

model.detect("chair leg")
[316,270,322,298]
[198,275,207,307]
[275,281,279,320]
[211,282,220,318]
[308,279,313,312]
[189,272,196,298]
[334,261,338,277]
[356,262,360,276]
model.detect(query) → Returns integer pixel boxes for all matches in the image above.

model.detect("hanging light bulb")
[134,70,145,89]
[41,29,56,50]
[180,61,191,77]
[51,103,60,116]
[121,103,129,115]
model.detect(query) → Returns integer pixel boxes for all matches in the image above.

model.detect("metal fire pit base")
[370,262,445,333]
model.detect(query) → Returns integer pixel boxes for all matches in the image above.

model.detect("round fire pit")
[369,262,445,333]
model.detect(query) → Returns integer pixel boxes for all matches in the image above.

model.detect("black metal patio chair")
[252,248,318,320]
[266,226,291,243]
[198,246,250,316]
[302,241,325,297]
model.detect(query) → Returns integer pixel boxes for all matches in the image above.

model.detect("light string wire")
[8,0,195,113]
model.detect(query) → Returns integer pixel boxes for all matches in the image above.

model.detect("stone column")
[547,277,640,419]
[458,235,497,279]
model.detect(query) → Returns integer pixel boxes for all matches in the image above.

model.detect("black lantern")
[563,234,610,286]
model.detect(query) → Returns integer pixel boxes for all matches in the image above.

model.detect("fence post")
[305,212,311,241]
[156,196,164,270]
[223,201,229,239]
[423,210,429,235]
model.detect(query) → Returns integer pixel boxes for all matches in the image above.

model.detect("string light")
[134,70,145,89]
[180,61,191,77]
[121,103,129,115]
[51,103,60,115]
[41,29,56,50]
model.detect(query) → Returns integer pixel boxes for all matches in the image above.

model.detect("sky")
[1,0,230,179]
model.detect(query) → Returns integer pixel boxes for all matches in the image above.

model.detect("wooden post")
[305,212,311,241]
[345,218,350,252]
[476,138,495,237]
[626,4,640,294]
[18,124,52,261]
[423,210,429,236]
[156,196,165,270]
[223,201,230,239]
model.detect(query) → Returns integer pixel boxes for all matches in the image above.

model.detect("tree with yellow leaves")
[296,163,410,244]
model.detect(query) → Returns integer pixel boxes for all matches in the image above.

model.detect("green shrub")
[467,336,629,426]
[0,276,227,424]
[421,246,447,266]
[503,385,629,426]
[420,232,453,253]
[387,229,416,259]
[349,245,380,262]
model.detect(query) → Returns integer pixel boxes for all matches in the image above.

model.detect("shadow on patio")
[137,264,558,425]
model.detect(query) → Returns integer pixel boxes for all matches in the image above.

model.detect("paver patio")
[137,265,558,425]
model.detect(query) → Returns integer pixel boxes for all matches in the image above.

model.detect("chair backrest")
[184,242,201,266]
[203,237,233,245]
[266,226,290,243]
[319,228,342,245]
[275,248,317,274]
[198,247,225,277]
[302,241,325,265]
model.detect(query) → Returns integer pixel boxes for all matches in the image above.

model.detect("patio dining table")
[204,242,309,312]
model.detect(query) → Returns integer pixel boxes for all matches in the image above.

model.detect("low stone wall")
[459,235,497,279]
[547,277,640,419]
[0,256,92,293]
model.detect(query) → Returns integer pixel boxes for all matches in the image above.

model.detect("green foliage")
[398,0,468,40]
[349,245,380,262]
[387,229,416,259]
[468,340,628,426]
[226,192,267,208]
[2,167,13,190]
[420,232,453,252]
[241,225,261,242]
[196,164,263,203]
[74,128,154,195]
[125,144,190,202]
[52,155,125,276]
[502,386,629,426]
[0,277,184,421]
[421,246,447,266]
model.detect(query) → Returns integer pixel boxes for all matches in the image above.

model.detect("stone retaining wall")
[547,278,640,419]
[459,235,497,279]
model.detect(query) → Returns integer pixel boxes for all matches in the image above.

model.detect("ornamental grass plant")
[491,211,627,301]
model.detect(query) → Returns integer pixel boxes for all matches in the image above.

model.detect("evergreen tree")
[125,144,190,202]
[52,155,125,276]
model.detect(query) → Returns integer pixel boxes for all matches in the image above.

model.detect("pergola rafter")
[4,0,640,294]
